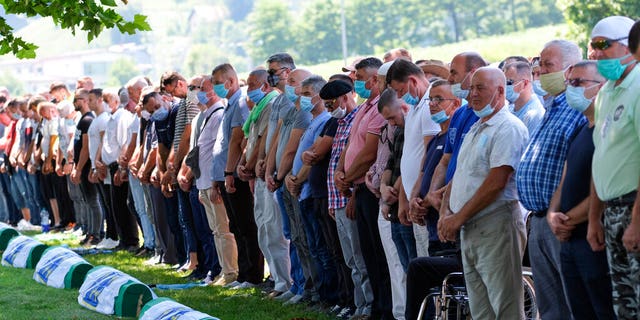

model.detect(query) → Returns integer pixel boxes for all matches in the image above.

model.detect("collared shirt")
[509,97,545,135]
[328,107,359,209]
[265,94,293,151]
[211,90,247,182]
[444,105,479,182]
[87,112,110,166]
[593,65,640,200]
[246,100,272,164]
[293,111,331,201]
[401,92,440,194]
[516,92,586,211]
[193,101,224,190]
[450,108,529,218]
[102,108,133,165]
[276,106,312,166]
[344,96,385,184]
[173,99,199,153]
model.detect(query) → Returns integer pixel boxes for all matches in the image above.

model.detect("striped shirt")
[328,107,359,210]
[173,98,199,153]
[516,92,586,212]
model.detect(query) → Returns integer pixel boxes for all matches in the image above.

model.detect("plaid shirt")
[328,106,360,209]
[516,93,587,212]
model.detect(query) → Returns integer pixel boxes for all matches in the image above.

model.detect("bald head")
[469,67,506,115]
[287,69,313,93]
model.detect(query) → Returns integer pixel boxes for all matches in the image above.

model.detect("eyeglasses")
[428,97,456,105]
[565,78,601,87]
[590,37,628,51]
[187,85,201,91]
[506,79,523,86]
[324,99,336,109]
[268,67,287,75]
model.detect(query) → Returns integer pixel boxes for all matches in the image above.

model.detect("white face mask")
[140,110,151,120]
[331,105,347,119]
[187,89,198,105]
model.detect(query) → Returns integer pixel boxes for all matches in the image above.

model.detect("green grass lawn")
[0,232,335,320]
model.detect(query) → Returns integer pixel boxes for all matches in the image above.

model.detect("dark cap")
[319,80,353,100]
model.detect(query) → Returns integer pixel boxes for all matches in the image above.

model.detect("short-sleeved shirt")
[419,132,447,198]
[246,101,272,164]
[444,105,479,182]
[211,90,248,182]
[275,105,312,167]
[173,99,199,153]
[87,112,110,165]
[328,107,359,209]
[344,96,385,184]
[195,101,225,190]
[293,111,331,201]
[265,94,293,151]
[450,108,529,219]
[309,118,338,199]
[102,108,133,165]
[73,112,94,162]
[58,117,77,160]
[509,97,545,135]
[41,117,60,158]
[593,65,640,200]
[516,93,586,212]
[401,93,441,194]
[560,123,593,238]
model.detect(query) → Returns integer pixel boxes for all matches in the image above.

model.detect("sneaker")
[96,238,119,250]
[232,281,257,290]
[203,271,221,285]
[143,254,162,266]
[267,290,285,299]
[283,294,305,305]
[337,307,355,319]
[79,235,92,246]
[274,290,295,301]
[89,236,101,246]
[211,273,238,287]
[223,280,242,289]
[17,219,41,231]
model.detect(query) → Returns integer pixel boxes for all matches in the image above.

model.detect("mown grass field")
[0,232,333,320]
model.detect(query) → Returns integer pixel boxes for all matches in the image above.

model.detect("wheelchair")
[417,267,538,320]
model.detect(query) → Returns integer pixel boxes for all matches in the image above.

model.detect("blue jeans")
[391,221,417,272]
[128,173,156,249]
[177,188,197,254]
[189,186,221,276]
[560,227,616,320]
[299,197,339,304]
[163,193,186,265]
[276,187,305,295]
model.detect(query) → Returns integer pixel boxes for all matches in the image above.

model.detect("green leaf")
[100,0,118,7]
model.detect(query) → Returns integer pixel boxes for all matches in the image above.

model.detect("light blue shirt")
[509,97,545,135]
[211,90,248,182]
[292,111,331,201]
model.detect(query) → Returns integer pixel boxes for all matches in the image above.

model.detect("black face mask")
[267,74,280,87]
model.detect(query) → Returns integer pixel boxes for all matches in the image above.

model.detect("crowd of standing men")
[0,14,639,320]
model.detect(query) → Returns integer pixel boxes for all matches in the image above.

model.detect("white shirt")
[101,108,133,165]
[41,117,59,158]
[193,101,224,190]
[88,112,110,166]
[400,92,440,194]
[58,116,77,160]
[449,107,528,220]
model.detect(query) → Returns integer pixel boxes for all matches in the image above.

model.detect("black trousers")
[405,255,462,320]
[108,164,139,247]
[219,178,263,284]
[355,184,393,319]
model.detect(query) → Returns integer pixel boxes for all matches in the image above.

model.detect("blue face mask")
[473,91,497,118]
[451,83,469,100]
[151,107,169,122]
[430,110,449,124]
[197,91,210,105]
[597,54,634,80]
[532,79,547,96]
[213,83,228,99]
[65,118,75,126]
[247,88,265,104]
[505,84,521,103]
[565,85,596,113]
[402,81,419,106]
[300,96,315,113]
[354,80,371,99]
[285,85,298,102]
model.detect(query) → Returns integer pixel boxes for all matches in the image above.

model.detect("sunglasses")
[428,97,456,105]
[324,99,336,109]
[506,79,524,86]
[565,78,601,87]
[590,37,628,51]
[268,67,287,76]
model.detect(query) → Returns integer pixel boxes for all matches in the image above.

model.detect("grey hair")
[266,53,296,70]
[544,40,582,69]
[301,75,327,94]
[125,76,148,90]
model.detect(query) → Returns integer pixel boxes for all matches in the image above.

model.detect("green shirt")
[593,65,640,200]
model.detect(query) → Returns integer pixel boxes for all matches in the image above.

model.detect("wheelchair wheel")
[522,268,539,320]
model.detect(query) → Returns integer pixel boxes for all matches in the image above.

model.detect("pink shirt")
[344,96,385,184]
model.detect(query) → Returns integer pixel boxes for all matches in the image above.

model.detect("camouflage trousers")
[604,204,640,320]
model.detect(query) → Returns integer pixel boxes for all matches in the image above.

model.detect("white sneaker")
[17,219,41,231]
[224,280,242,288]
[232,281,256,290]
[96,238,119,250]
